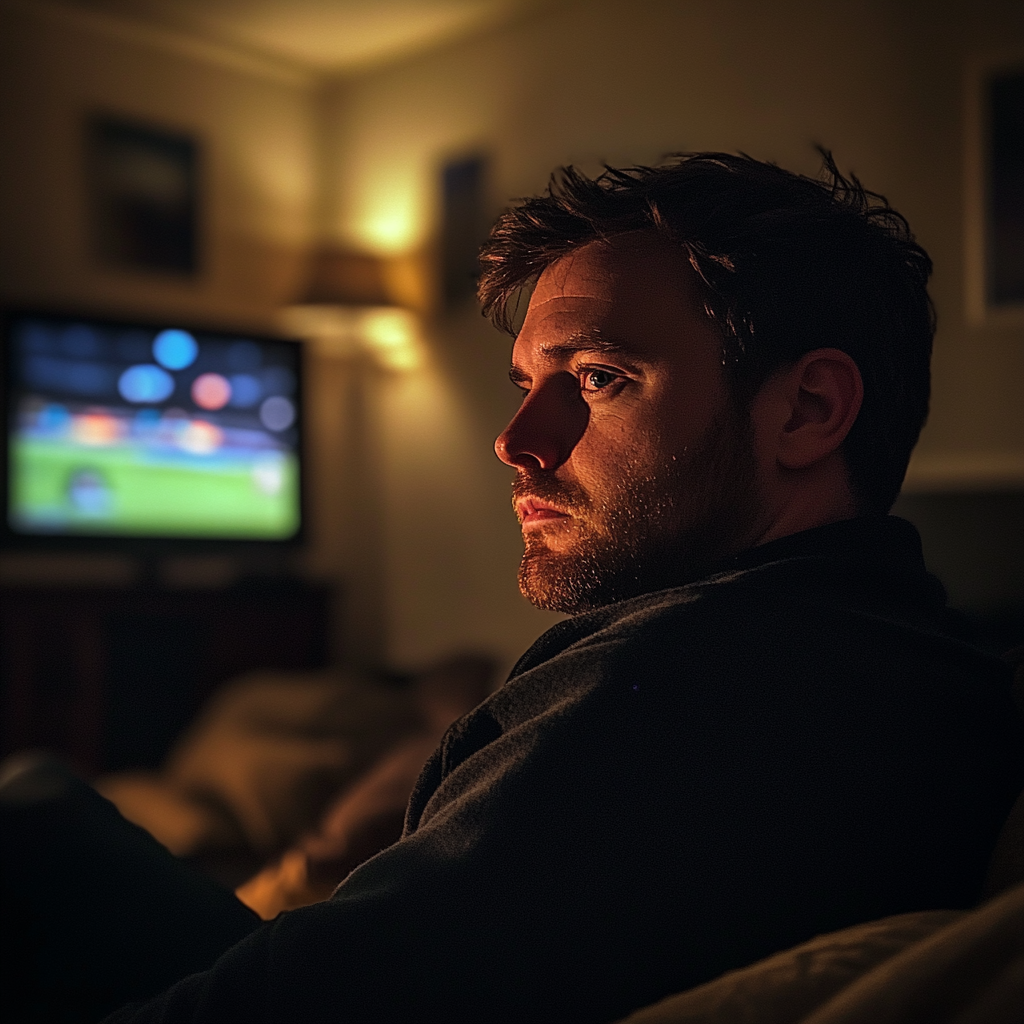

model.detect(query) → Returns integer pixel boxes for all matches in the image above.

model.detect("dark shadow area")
[893,490,1024,653]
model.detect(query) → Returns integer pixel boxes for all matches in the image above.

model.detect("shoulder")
[494,548,1012,737]
[505,557,843,684]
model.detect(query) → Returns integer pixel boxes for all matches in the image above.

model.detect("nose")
[494,375,588,471]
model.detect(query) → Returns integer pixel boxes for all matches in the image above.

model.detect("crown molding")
[1,0,316,89]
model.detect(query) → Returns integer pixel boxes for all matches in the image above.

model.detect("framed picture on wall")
[965,54,1024,325]
[86,115,200,276]
[440,154,489,310]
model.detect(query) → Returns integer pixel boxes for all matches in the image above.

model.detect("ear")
[755,348,864,471]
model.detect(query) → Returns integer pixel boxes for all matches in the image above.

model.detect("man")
[8,153,1022,1023]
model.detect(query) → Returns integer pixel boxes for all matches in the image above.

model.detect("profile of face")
[494,232,767,614]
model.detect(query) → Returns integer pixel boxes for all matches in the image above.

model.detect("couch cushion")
[615,909,962,1024]
[802,881,1024,1024]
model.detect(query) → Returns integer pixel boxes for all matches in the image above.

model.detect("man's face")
[494,232,765,613]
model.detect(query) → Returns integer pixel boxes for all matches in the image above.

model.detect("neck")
[750,455,859,549]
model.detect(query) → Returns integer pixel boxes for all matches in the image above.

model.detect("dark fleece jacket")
[107,516,1023,1024]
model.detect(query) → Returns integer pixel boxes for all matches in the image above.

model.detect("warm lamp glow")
[353,167,425,255]
[361,309,422,371]
[363,210,418,254]
[281,239,427,371]
[279,305,359,357]
[278,304,423,371]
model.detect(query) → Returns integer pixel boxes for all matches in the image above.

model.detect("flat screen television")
[2,310,304,548]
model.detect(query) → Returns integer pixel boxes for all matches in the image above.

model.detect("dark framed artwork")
[86,115,199,275]
[440,154,489,309]
[966,57,1024,324]
[986,69,1024,307]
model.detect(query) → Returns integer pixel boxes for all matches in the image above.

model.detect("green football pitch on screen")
[9,438,299,538]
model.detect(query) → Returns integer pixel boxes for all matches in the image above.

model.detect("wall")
[0,0,317,325]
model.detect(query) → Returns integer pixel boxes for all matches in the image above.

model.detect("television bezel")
[0,307,308,554]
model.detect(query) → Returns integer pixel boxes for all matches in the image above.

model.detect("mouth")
[517,498,571,527]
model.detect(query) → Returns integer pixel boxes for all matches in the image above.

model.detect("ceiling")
[61,0,534,74]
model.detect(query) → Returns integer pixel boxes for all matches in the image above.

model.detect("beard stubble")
[514,405,761,614]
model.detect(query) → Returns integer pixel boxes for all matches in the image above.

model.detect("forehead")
[531,232,689,301]
[518,233,715,360]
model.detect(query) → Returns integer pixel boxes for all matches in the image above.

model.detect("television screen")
[3,312,303,542]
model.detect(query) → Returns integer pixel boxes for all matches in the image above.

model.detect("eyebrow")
[537,330,632,358]
[508,331,641,386]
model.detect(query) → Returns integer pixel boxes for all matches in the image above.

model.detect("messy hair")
[478,152,934,514]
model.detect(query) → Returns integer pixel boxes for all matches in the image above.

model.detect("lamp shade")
[298,248,394,306]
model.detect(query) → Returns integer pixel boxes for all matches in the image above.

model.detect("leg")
[0,755,260,1023]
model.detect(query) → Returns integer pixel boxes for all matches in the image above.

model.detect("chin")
[518,518,755,614]
[518,544,661,615]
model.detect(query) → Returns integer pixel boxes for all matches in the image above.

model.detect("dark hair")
[478,152,934,514]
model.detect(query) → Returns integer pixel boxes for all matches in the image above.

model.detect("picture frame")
[86,114,200,276]
[964,52,1024,327]
[440,154,489,309]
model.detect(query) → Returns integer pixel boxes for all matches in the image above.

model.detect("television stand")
[0,577,334,775]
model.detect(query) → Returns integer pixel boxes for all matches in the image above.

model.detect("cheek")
[656,378,730,452]
[570,416,667,491]
[569,375,725,485]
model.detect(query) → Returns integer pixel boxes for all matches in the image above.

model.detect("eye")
[580,367,622,393]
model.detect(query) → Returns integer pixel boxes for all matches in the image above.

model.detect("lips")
[517,498,571,526]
